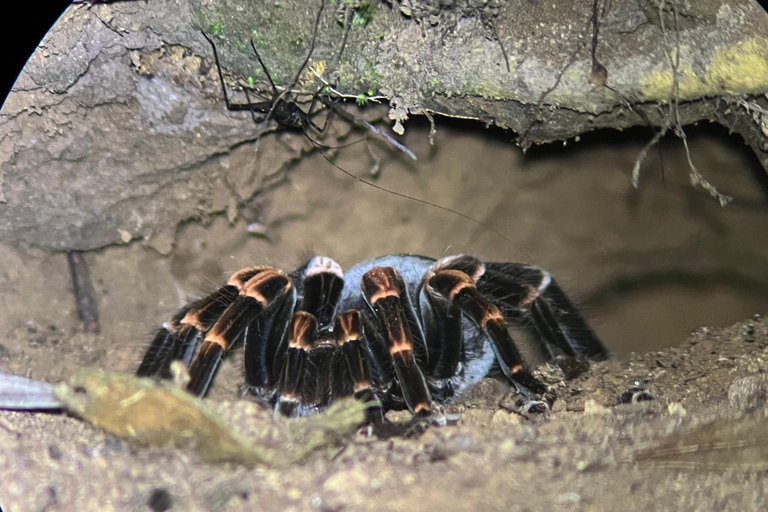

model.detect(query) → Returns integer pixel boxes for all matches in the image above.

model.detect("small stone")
[48,444,63,460]
[583,399,609,415]
[118,229,133,243]
[556,492,582,503]
[148,488,173,512]
[323,469,369,493]
[667,402,687,416]
[499,439,516,457]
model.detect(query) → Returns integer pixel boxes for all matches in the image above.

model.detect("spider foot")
[369,407,456,439]
[236,383,275,408]
[499,389,552,422]
[368,416,425,439]
[620,385,655,404]
[508,367,548,399]
[516,399,550,420]
[401,409,459,438]
[403,417,432,439]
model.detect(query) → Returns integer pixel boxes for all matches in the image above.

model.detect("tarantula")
[137,254,609,418]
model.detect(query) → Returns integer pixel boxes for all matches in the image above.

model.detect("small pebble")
[148,488,173,512]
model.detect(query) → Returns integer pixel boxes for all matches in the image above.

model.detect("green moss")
[193,8,226,39]
[250,30,267,48]
[351,1,376,27]
[208,21,224,37]
[363,60,383,88]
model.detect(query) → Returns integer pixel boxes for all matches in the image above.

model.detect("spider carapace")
[137,254,609,418]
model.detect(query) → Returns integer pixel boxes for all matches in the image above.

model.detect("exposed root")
[423,109,436,146]
[631,126,668,188]
[679,128,732,206]
[632,1,732,205]
[489,20,510,73]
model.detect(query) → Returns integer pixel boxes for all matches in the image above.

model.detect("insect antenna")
[312,143,530,258]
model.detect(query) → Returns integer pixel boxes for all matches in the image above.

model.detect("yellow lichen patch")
[299,58,326,90]
[640,37,768,101]
[708,38,768,94]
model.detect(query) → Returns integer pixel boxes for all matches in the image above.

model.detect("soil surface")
[0,312,766,511]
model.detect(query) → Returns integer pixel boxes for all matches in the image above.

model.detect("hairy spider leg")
[294,256,344,328]
[333,309,384,421]
[421,255,489,380]
[421,289,462,380]
[240,280,297,392]
[136,266,274,379]
[187,268,296,396]
[361,267,433,416]
[295,258,345,412]
[275,311,316,416]
[136,305,192,378]
[427,266,547,398]
[276,256,368,417]
[478,263,610,361]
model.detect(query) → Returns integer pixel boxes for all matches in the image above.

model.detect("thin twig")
[68,251,100,334]
[423,109,436,146]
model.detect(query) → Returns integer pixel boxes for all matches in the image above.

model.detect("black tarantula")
[137,254,609,419]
